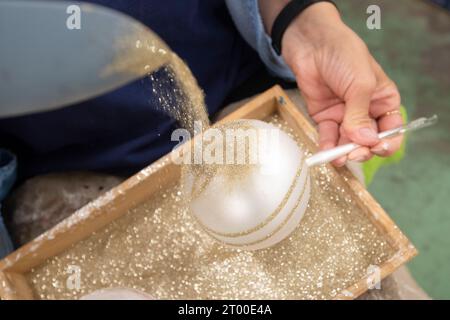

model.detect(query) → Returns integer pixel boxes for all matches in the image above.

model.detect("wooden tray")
[0,86,416,300]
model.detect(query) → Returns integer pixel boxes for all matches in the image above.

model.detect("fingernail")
[372,142,389,154]
[358,128,378,140]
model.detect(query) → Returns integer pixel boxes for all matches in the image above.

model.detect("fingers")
[318,120,339,150]
[320,121,373,167]
[332,134,351,167]
[312,103,345,124]
[371,112,404,157]
[310,49,403,166]
[341,76,380,147]
[371,136,403,157]
[318,120,348,167]
[348,146,373,162]
[369,58,403,157]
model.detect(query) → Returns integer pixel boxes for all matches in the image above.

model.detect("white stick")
[305,115,438,167]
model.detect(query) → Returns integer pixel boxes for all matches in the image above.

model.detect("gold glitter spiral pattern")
[192,157,306,238]
[202,175,310,248]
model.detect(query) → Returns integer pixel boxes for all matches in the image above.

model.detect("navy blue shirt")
[0,0,263,180]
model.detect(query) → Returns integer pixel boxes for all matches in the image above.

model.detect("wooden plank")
[0,158,179,274]
[334,246,418,300]
[0,271,34,300]
[218,87,278,123]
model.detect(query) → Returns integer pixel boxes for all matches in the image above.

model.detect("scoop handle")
[305,115,438,168]
[305,127,404,167]
[305,142,359,167]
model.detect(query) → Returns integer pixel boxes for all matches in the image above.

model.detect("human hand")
[261,1,403,166]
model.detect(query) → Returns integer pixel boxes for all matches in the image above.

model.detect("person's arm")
[225,0,295,80]
[229,0,403,165]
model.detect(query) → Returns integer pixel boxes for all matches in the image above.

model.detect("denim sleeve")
[225,0,296,81]
[0,149,16,258]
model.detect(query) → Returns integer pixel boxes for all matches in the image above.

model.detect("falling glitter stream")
[102,26,210,135]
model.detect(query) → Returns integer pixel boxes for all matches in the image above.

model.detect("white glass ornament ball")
[183,119,310,250]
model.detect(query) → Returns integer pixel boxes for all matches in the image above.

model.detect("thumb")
[342,80,379,146]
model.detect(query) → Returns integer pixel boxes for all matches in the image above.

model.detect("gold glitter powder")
[149,55,209,135]
[27,116,395,300]
[182,120,260,202]
[103,24,209,135]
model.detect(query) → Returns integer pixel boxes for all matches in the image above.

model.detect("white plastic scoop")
[305,115,438,167]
